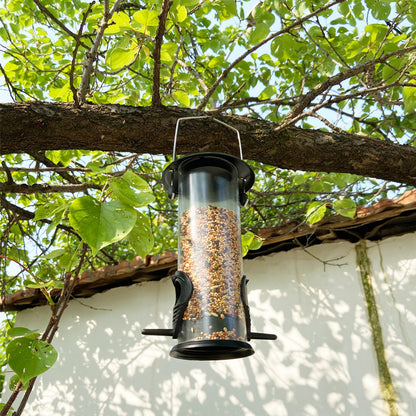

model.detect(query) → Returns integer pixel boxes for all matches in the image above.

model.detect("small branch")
[78,0,123,104]
[0,194,80,237]
[14,245,87,416]
[152,0,173,107]
[177,59,208,93]
[70,2,94,107]
[0,182,103,194]
[196,0,347,110]
[28,151,81,185]
[280,43,416,126]
[0,63,24,102]
[32,0,89,49]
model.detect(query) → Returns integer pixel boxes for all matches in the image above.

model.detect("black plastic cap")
[169,339,254,361]
[162,153,255,201]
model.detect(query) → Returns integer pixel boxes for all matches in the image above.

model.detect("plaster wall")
[6,233,416,416]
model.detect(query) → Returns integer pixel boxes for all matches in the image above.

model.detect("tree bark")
[1,102,416,185]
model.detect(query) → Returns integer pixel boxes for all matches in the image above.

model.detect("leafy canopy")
[0,0,416,299]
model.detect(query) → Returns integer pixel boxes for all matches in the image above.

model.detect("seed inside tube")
[179,205,245,342]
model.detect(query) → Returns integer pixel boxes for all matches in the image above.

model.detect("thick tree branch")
[152,0,173,106]
[1,102,416,186]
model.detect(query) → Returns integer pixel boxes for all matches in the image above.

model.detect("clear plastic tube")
[176,156,247,343]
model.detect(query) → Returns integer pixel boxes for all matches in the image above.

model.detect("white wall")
[5,234,416,416]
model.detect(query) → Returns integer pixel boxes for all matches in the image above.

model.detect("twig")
[78,0,123,104]
[0,194,80,237]
[0,63,24,102]
[279,43,416,128]
[32,0,89,49]
[28,151,81,185]
[152,0,173,107]
[176,59,208,93]
[70,2,95,107]
[196,0,347,110]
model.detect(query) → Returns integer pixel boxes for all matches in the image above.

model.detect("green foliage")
[0,404,13,416]
[334,198,357,218]
[242,231,264,257]
[5,327,57,388]
[306,201,327,225]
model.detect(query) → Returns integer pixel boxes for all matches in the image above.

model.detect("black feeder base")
[170,339,254,361]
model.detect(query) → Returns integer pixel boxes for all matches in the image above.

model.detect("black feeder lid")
[162,152,255,200]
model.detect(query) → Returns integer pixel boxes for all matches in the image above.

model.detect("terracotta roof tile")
[2,191,416,311]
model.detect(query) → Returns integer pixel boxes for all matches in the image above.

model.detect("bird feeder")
[142,117,276,360]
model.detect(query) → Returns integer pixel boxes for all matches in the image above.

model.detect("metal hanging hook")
[172,116,243,161]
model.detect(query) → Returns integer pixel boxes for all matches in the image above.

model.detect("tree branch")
[2,102,416,185]
[78,0,123,104]
[32,0,89,49]
[196,0,347,110]
[0,195,80,242]
[281,43,416,125]
[152,0,173,107]
[70,2,94,107]
[0,182,103,194]
[28,151,82,184]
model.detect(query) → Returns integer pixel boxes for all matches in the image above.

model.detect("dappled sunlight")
[5,238,416,415]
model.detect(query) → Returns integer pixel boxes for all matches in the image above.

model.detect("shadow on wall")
[10,240,416,415]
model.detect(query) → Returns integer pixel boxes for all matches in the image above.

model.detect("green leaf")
[68,196,137,255]
[6,338,58,385]
[26,281,55,289]
[271,33,299,60]
[176,5,187,22]
[7,327,40,339]
[248,22,270,45]
[216,0,237,18]
[333,198,356,218]
[258,85,276,100]
[109,171,155,207]
[105,11,131,35]
[241,231,263,256]
[41,249,66,260]
[106,46,137,71]
[34,203,69,221]
[306,201,327,225]
[45,150,83,166]
[9,374,28,391]
[173,90,190,106]
[403,82,416,114]
[132,9,159,33]
[293,174,306,185]
[126,212,154,258]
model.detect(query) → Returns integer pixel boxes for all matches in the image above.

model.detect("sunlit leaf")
[334,198,357,218]
[306,202,327,225]
[6,338,58,385]
[126,212,154,258]
[68,196,137,255]
[109,171,155,207]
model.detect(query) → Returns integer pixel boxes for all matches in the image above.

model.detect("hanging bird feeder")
[142,116,276,360]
